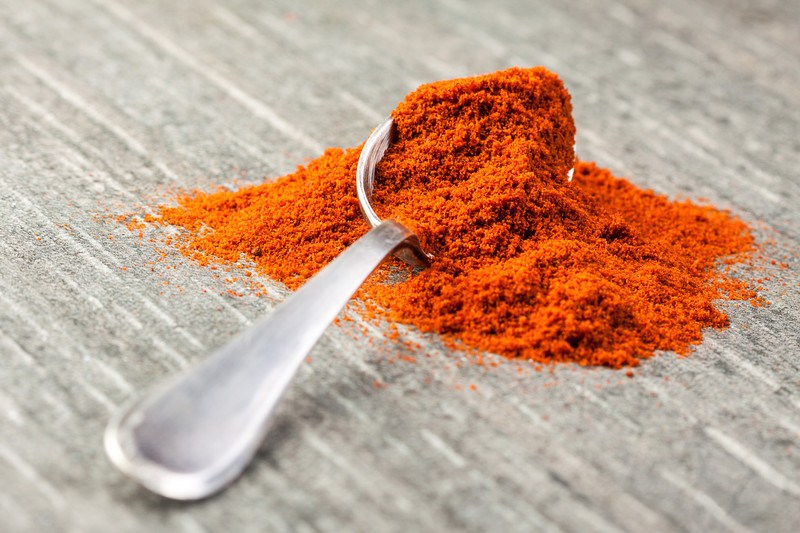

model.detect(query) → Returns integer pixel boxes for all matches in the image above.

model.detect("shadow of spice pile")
[154,67,757,368]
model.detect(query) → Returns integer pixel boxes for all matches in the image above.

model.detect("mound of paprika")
[152,66,756,368]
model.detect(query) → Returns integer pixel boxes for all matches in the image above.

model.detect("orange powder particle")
[152,67,757,368]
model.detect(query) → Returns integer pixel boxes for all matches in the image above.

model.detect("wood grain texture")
[1,0,798,531]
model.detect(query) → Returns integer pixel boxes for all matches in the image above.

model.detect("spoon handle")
[105,220,426,500]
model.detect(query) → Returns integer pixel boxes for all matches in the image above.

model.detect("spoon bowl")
[356,116,393,229]
[357,117,431,267]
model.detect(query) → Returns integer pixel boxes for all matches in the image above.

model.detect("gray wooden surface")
[1,0,799,531]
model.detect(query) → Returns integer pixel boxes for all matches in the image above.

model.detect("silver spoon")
[104,117,428,500]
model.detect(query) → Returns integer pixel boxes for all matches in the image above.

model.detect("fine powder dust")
[146,67,758,368]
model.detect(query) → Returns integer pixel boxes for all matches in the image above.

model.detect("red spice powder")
[150,67,757,368]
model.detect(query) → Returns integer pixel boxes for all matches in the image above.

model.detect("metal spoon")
[104,117,428,500]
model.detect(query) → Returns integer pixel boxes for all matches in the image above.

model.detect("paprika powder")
[151,67,757,368]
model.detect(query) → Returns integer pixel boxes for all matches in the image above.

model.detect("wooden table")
[1,0,798,531]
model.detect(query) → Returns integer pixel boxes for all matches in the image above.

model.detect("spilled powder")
[140,67,759,368]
